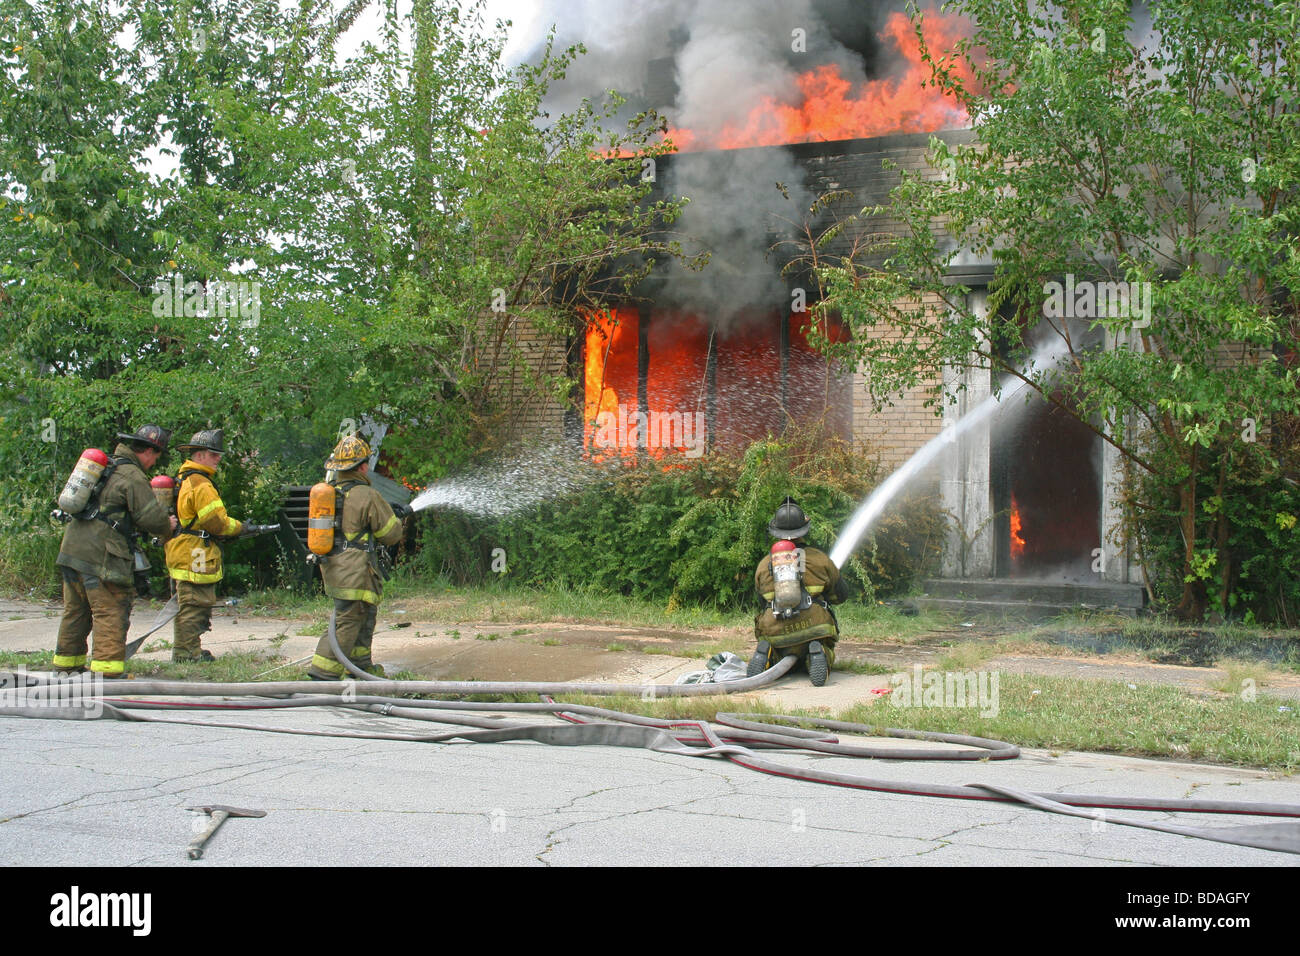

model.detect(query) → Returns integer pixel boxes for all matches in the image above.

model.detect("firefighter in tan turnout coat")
[53,425,176,677]
[747,496,848,687]
[308,436,410,680]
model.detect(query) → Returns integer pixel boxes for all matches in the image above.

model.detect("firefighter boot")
[807,640,829,687]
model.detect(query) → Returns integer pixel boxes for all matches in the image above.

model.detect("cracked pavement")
[1,705,1296,866]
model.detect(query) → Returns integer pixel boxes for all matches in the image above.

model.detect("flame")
[583,307,639,461]
[583,308,854,463]
[665,9,970,153]
[583,308,715,463]
[1010,494,1026,563]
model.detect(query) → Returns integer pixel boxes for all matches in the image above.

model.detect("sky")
[341,0,543,63]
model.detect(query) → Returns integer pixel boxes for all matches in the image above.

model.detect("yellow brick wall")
[480,314,571,443]
[848,292,947,469]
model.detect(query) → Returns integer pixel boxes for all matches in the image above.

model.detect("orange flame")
[1010,495,1026,563]
[583,307,638,461]
[665,9,970,153]
[583,307,707,464]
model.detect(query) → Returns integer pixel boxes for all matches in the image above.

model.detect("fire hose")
[1,610,1297,855]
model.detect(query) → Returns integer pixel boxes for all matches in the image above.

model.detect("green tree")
[301,0,697,484]
[819,0,1300,620]
[0,0,693,590]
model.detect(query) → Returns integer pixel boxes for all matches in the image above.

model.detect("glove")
[240,523,281,537]
[392,502,413,520]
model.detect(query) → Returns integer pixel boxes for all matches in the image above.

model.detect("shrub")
[415,427,945,610]
[1135,436,1300,625]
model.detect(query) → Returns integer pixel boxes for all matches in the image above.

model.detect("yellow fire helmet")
[325,435,371,471]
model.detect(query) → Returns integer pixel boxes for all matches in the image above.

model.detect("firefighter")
[53,425,176,677]
[747,496,849,687]
[307,436,410,680]
[164,429,248,663]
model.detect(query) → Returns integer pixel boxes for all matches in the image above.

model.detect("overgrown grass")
[835,604,956,642]
[382,578,748,630]
[0,649,55,670]
[236,576,961,650]
[0,526,59,599]
[1003,611,1300,672]
[835,657,896,676]
[0,648,289,682]
[1206,660,1275,696]
[230,586,331,618]
[937,642,999,671]
[130,650,290,682]
[1013,608,1300,643]
[841,672,1300,770]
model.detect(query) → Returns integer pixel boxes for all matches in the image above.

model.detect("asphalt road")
[1,704,1296,866]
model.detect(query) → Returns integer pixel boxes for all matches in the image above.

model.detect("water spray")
[408,447,609,516]
[830,342,1066,568]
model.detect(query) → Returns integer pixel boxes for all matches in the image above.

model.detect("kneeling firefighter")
[306,436,411,680]
[164,429,277,663]
[748,496,848,687]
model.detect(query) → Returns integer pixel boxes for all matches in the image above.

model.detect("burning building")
[510,1,1145,602]
[568,1,970,463]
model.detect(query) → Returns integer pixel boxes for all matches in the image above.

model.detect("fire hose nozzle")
[239,523,281,538]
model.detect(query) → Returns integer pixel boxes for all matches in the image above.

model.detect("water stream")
[408,446,604,516]
[829,342,1064,568]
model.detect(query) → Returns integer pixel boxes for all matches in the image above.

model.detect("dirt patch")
[387,640,655,683]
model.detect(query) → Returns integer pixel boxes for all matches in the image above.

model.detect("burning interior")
[582,304,852,459]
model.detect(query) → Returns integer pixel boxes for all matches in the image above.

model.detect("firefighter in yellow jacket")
[164,429,247,662]
[307,436,410,680]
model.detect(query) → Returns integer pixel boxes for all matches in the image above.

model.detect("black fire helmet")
[768,495,811,540]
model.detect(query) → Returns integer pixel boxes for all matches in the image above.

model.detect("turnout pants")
[54,568,132,677]
[308,599,379,679]
[757,634,838,673]
[755,603,839,675]
[173,581,218,661]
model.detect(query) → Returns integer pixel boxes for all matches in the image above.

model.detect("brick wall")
[790,132,970,467]
[479,313,571,444]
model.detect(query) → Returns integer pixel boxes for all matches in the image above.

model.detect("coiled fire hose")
[0,608,1297,855]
